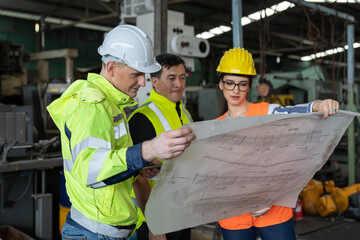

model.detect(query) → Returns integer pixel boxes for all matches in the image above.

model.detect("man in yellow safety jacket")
[47,25,195,240]
[129,53,193,240]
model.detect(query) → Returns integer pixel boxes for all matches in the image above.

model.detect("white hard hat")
[98,24,161,73]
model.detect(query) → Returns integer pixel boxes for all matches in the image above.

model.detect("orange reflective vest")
[217,102,293,229]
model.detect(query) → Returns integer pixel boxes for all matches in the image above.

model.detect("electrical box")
[136,10,209,72]
[135,10,210,106]
[120,0,154,23]
[170,35,210,58]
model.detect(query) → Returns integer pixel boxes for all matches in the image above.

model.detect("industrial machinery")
[0,41,76,239]
[249,65,340,105]
[0,48,77,161]
[0,105,34,161]
[249,65,340,104]
[29,49,77,136]
[0,40,25,75]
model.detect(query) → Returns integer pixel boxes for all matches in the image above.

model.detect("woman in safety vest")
[216,47,339,240]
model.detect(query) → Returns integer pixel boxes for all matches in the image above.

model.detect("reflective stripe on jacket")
[47,73,146,236]
[129,88,193,186]
[130,89,193,137]
[217,101,313,229]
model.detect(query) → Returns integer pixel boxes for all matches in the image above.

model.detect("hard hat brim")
[131,61,161,74]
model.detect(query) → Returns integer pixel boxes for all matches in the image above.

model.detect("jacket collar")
[148,89,182,108]
[87,73,137,106]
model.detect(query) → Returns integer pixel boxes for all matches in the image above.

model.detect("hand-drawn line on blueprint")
[202,130,324,148]
[266,115,323,127]
[163,169,192,181]
[192,173,300,186]
[203,155,310,168]
[200,189,283,201]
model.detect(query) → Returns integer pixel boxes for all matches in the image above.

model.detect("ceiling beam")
[49,12,119,30]
[271,32,314,46]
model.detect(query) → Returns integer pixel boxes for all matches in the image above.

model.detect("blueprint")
[145,111,359,234]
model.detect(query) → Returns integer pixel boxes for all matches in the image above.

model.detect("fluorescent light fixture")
[241,17,252,26]
[0,9,112,32]
[219,25,231,32]
[247,2,294,21]
[208,26,232,35]
[274,1,295,11]
[196,32,215,39]
[197,1,295,40]
[266,8,276,16]
[325,49,334,55]
[315,52,326,58]
[209,27,224,35]
[248,12,262,21]
[301,43,359,61]
[300,56,313,61]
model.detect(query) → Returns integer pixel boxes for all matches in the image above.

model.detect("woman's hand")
[312,99,339,118]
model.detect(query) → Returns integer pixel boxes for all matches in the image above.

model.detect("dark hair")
[150,53,186,79]
[217,72,253,88]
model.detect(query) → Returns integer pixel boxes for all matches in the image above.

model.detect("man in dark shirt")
[129,53,193,240]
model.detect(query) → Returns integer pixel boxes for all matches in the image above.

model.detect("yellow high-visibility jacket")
[47,73,147,238]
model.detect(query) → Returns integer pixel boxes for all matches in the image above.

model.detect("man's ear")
[151,77,158,88]
[106,61,116,77]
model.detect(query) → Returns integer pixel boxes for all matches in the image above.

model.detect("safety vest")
[217,102,294,229]
[128,88,193,226]
[47,73,139,238]
[130,89,193,136]
[129,88,193,178]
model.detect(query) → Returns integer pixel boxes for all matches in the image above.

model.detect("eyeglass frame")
[221,79,250,92]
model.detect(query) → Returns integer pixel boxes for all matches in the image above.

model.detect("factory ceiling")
[0,0,359,66]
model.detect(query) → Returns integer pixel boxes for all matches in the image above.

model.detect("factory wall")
[0,16,104,81]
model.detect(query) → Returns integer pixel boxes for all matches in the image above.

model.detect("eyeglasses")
[221,80,249,91]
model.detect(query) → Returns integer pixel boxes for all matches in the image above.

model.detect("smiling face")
[152,64,186,103]
[107,62,146,98]
[219,75,250,107]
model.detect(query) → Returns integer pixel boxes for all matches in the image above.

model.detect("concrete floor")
[295,216,360,240]
[190,216,360,240]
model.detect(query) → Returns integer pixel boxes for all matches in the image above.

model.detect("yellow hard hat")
[216,47,256,76]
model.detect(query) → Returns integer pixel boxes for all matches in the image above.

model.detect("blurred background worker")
[47,25,195,240]
[215,47,339,240]
[129,53,193,240]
